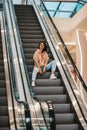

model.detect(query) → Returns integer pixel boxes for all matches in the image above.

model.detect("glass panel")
[44,1,84,18]
[60,2,77,11]
[44,2,60,10]
[76,3,83,12]
[55,12,72,18]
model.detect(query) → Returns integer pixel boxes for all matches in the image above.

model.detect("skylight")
[44,1,84,18]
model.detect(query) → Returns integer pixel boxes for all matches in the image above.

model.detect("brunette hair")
[38,42,47,52]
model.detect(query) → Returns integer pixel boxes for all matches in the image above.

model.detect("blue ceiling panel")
[44,1,86,18]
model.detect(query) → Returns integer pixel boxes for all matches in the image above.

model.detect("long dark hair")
[38,42,47,52]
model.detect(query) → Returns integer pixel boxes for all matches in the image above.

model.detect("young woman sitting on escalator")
[31,42,57,87]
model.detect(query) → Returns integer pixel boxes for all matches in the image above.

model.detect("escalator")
[15,5,84,130]
[0,28,10,130]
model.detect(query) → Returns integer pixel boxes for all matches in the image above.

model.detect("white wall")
[53,4,87,43]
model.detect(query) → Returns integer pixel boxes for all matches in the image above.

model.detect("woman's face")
[39,43,45,50]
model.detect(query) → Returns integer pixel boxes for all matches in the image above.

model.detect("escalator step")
[20,30,43,35]
[0,60,4,65]
[0,106,9,116]
[0,54,3,58]
[20,34,44,39]
[0,116,9,126]
[19,26,42,31]
[0,80,6,87]
[0,88,7,96]
[56,124,78,130]
[17,19,39,23]
[33,86,64,95]
[0,97,7,105]
[18,23,40,27]
[35,79,62,86]
[53,104,70,113]
[55,113,75,124]
[0,73,5,80]
[0,66,4,72]
[36,95,67,103]
[28,67,57,74]
[22,38,45,44]
[0,127,10,130]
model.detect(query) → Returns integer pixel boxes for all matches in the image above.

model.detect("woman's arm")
[43,60,48,73]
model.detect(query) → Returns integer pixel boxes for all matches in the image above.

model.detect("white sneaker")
[32,81,35,87]
[50,74,57,79]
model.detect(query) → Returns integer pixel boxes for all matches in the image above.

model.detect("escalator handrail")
[3,1,31,130]
[40,0,87,91]
[1,11,17,130]
[3,0,29,110]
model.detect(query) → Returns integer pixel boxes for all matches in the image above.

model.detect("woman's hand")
[39,68,43,75]
[43,67,46,74]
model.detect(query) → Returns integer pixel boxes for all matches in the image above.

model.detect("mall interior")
[0,0,87,130]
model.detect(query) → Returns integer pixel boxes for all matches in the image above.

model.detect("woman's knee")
[33,67,39,73]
